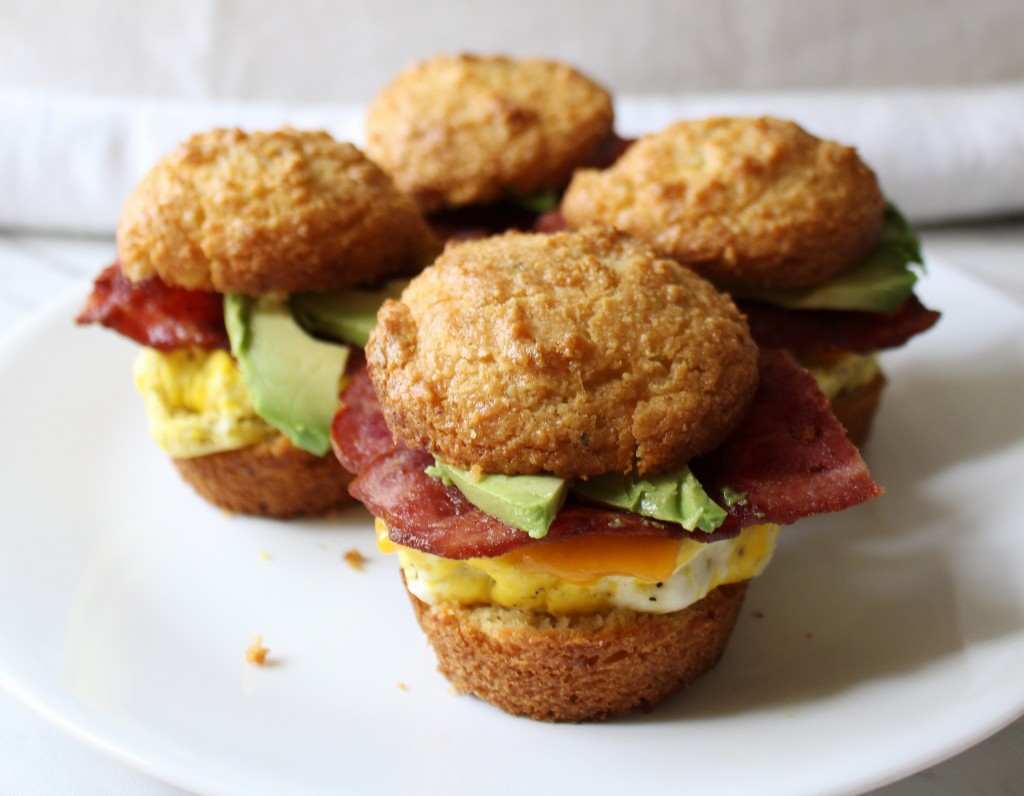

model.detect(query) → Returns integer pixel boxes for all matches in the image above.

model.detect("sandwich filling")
[82,263,407,459]
[134,347,276,458]
[802,351,881,401]
[341,230,882,631]
[378,517,778,614]
[337,349,882,611]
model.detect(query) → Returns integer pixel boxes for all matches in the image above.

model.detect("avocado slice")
[290,279,409,348]
[570,466,728,533]
[225,294,350,456]
[728,203,924,312]
[427,457,727,537]
[426,460,569,539]
[508,188,562,213]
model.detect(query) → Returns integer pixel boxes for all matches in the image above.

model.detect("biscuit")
[408,580,747,722]
[365,54,614,212]
[117,128,440,295]
[830,369,886,447]
[366,227,758,478]
[173,433,353,518]
[561,117,885,288]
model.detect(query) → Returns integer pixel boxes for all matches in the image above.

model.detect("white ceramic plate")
[1,261,1023,796]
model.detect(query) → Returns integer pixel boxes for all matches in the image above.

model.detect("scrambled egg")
[802,352,880,399]
[133,347,277,458]
[378,519,779,615]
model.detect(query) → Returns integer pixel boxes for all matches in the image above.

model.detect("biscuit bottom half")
[407,579,747,723]
[382,517,775,721]
[133,346,354,518]
[173,434,353,518]
[829,369,887,448]
[802,352,887,448]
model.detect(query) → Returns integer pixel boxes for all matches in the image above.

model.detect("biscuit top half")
[365,54,614,213]
[561,116,885,289]
[117,128,440,295]
[366,227,758,479]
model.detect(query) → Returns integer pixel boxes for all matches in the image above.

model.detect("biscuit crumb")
[344,548,368,571]
[246,635,270,665]
[258,550,272,561]
[397,682,409,691]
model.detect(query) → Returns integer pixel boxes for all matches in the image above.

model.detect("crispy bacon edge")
[739,296,940,355]
[76,262,228,351]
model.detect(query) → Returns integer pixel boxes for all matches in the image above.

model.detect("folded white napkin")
[0,93,364,237]
[2,85,1022,236]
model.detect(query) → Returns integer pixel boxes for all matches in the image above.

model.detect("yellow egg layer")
[802,352,880,399]
[133,347,277,458]
[377,519,779,615]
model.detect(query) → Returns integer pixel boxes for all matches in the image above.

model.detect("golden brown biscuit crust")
[365,54,614,212]
[561,117,885,288]
[366,227,758,478]
[408,581,747,722]
[172,433,353,518]
[117,128,439,295]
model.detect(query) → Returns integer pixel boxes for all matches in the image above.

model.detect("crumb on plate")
[246,634,270,665]
[344,548,368,571]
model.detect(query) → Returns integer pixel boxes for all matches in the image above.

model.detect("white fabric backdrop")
[3,0,1023,102]
[2,0,1023,235]
[3,86,1023,235]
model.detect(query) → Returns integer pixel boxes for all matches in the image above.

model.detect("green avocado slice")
[425,457,728,537]
[507,188,562,213]
[225,294,349,456]
[290,278,409,348]
[570,466,728,533]
[727,203,924,312]
[425,460,569,539]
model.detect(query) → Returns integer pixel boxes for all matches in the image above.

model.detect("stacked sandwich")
[333,223,885,720]
[77,128,439,517]
[331,56,937,721]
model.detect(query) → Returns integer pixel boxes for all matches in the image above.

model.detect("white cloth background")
[4,0,1024,102]
[2,86,1023,236]
[1,0,1023,232]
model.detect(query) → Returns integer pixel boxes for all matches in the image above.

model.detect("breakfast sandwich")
[364,53,627,241]
[558,116,940,444]
[77,127,439,517]
[332,227,882,721]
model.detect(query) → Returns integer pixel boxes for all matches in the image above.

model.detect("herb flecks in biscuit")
[562,117,886,289]
[366,227,758,479]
